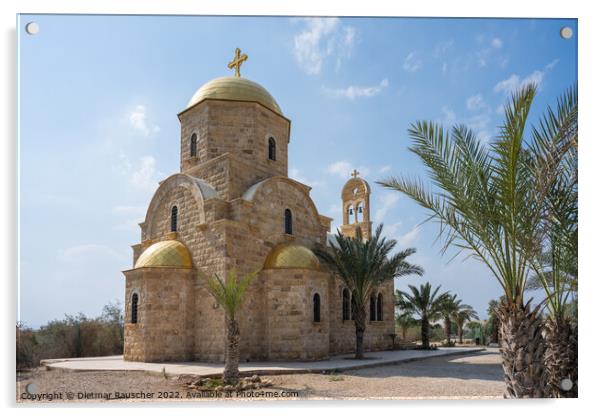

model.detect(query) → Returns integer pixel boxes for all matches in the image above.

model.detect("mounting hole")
[560,378,573,391]
[560,26,573,40]
[25,22,39,35]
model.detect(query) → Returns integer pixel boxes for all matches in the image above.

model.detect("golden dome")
[185,76,283,115]
[134,240,193,269]
[263,243,321,271]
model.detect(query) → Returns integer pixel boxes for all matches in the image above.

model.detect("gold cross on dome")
[351,169,360,178]
[227,48,248,77]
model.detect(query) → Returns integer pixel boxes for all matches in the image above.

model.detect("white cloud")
[112,205,145,216]
[491,38,503,49]
[128,105,159,137]
[327,160,353,179]
[494,59,559,95]
[494,74,520,94]
[375,193,400,223]
[403,52,423,72]
[58,244,126,264]
[289,167,324,188]
[326,161,371,180]
[466,94,487,111]
[440,106,457,126]
[545,59,560,70]
[379,165,392,174]
[323,79,388,100]
[292,18,356,75]
[130,156,162,192]
[398,226,420,247]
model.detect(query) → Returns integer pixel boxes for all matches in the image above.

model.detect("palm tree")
[527,86,578,397]
[439,293,462,345]
[397,283,448,349]
[487,299,500,345]
[395,309,417,341]
[378,84,576,397]
[453,305,479,344]
[318,224,423,358]
[204,268,257,385]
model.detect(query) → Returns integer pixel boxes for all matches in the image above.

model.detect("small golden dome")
[134,240,193,269]
[185,76,283,115]
[263,243,321,271]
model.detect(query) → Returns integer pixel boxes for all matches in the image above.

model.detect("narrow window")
[268,137,276,161]
[370,294,376,321]
[342,288,350,321]
[131,293,139,324]
[313,293,321,322]
[377,293,384,321]
[190,133,197,158]
[170,205,178,232]
[284,209,293,235]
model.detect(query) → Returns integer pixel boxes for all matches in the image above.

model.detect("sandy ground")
[16,349,504,402]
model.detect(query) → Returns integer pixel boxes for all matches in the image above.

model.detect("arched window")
[190,133,197,158]
[357,202,365,222]
[268,137,276,161]
[131,293,139,324]
[170,206,178,232]
[313,293,321,322]
[284,209,293,235]
[369,294,376,321]
[377,293,384,321]
[347,204,354,224]
[342,288,350,321]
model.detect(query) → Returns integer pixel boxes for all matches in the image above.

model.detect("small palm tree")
[440,293,462,345]
[318,224,423,358]
[453,305,479,344]
[203,268,258,385]
[487,299,500,344]
[397,283,448,349]
[395,310,417,341]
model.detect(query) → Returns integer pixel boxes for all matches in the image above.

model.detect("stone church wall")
[124,268,195,362]
[179,100,290,179]
[262,268,330,360]
[329,279,396,355]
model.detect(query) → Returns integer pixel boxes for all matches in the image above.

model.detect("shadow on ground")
[343,350,503,382]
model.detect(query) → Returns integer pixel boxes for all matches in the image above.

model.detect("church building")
[122,49,395,362]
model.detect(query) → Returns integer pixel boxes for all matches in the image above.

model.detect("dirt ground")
[16,349,505,402]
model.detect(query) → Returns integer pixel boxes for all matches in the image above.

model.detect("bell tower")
[340,169,372,239]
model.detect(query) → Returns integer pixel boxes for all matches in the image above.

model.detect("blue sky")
[17,15,577,328]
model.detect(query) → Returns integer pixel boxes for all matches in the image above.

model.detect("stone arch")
[144,173,218,238]
[242,176,322,227]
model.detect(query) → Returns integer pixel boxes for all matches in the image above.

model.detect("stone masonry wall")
[179,100,290,178]
[263,268,330,360]
[124,268,195,362]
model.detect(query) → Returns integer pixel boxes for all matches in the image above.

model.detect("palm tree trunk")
[444,316,451,344]
[458,322,463,344]
[498,302,547,398]
[421,317,430,349]
[354,305,367,358]
[543,317,577,397]
[223,318,240,385]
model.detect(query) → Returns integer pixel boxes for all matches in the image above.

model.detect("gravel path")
[17,349,504,402]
